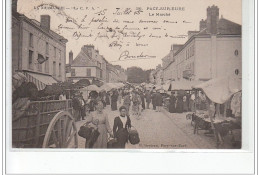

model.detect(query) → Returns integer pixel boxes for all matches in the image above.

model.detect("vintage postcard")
[11,0,242,150]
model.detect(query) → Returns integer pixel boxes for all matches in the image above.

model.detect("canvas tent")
[162,80,172,91]
[192,76,242,104]
[100,83,114,91]
[80,85,101,92]
[170,80,204,91]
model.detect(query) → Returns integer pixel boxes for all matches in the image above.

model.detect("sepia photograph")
[11,0,242,150]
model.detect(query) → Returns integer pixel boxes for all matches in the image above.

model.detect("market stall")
[163,80,204,112]
[191,76,242,148]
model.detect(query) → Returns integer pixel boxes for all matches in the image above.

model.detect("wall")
[12,16,20,74]
[194,37,212,80]
[71,66,97,78]
[216,37,242,77]
[20,20,66,81]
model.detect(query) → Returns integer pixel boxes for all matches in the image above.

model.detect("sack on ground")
[128,128,140,145]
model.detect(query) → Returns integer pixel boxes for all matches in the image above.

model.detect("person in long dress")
[189,92,196,112]
[105,91,110,105]
[123,92,131,115]
[145,90,151,109]
[132,91,141,116]
[113,106,131,148]
[176,95,183,113]
[183,95,188,112]
[155,91,163,112]
[118,89,122,104]
[151,91,157,110]
[111,90,118,111]
[169,91,177,113]
[85,100,113,148]
[140,91,145,111]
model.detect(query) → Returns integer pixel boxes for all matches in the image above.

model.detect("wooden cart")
[12,100,78,148]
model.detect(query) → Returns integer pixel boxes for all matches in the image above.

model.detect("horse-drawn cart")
[12,100,78,148]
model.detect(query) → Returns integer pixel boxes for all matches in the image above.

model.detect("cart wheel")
[42,111,78,148]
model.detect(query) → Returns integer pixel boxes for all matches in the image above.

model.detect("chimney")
[12,0,17,12]
[40,15,51,31]
[69,51,73,65]
[200,19,207,31]
[206,5,219,34]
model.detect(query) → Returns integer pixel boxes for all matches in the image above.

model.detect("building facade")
[12,0,68,90]
[66,45,127,83]
[162,5,241,83]
[152,64,163,85]
[66,45,107,83]
[106,64,127,83]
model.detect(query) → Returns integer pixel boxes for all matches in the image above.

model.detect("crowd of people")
[168,91,207,113]
[71,85,171,149]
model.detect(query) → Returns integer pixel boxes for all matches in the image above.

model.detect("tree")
[126,67,153,83]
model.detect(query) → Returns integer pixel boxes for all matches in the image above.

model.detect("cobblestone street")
[75,103,218,149]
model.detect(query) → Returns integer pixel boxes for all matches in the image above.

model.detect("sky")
[17,0,242,70]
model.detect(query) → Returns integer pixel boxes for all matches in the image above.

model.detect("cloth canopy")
[100,83,114,91]
[155,84,163,90]
[24,72,57,90]
[192,76,242,104]
[170,80,204,91]
[80,84,101,92]
[114,83,125,88]
[162,80,172,91]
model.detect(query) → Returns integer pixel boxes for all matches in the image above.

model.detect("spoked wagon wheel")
[43,111,78,148]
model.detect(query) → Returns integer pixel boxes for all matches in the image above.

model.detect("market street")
[75,103,219,149]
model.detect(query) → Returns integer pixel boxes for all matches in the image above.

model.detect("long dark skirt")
[183,101,188,112]
[169,104,176,113]
[115,128,128,148]
[111,100,117,111]
[176,101,183,113]
[141,101,145,109]
[105,96,110,105]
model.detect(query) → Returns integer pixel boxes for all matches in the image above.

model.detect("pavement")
[74,102,225,149]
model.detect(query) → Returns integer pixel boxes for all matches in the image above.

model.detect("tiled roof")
[217,18,241,35]
[13,12,67,43]
[71,50,96,66]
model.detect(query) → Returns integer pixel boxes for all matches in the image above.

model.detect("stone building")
[162,5,241,83]
[66,45,107,83]
[12,0,68,90]
[106,64,127,83]
[66,45,127,83]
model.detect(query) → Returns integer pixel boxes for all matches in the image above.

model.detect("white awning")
[24,72,57,90]
[192,76,242,104]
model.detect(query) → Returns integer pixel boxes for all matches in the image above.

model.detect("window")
[46,42,49,55]
[71,69,75,77]
[53,61,56,76]
[100,70,103,78]
[59,50,61,60]
[86,68,91,77]
[234,50,239,56]
[97,62,101,68]
[45,57,49,73]
[28,50,33,69]
[37,54,42,72]
[29,33,33,47]
[59,63,61,76]
[54,47,56,59]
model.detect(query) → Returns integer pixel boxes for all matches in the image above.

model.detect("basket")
[128,126,140,145]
